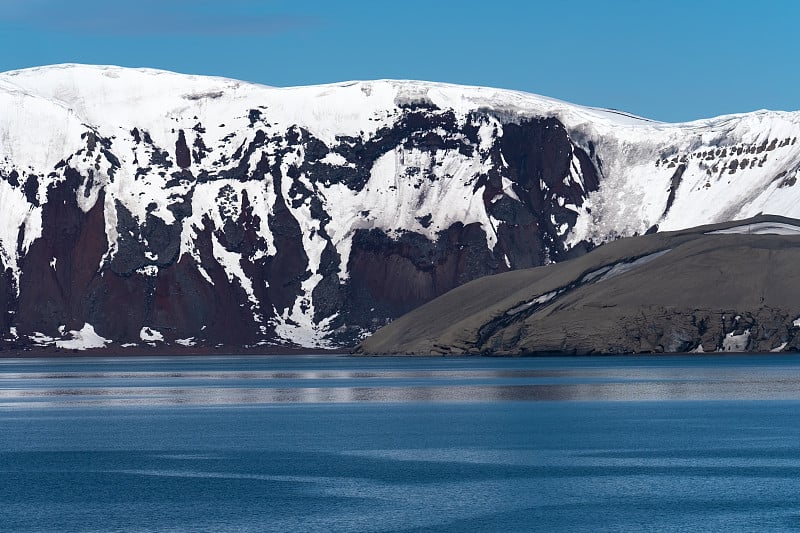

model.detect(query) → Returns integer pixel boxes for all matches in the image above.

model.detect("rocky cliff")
[1,64,800,352]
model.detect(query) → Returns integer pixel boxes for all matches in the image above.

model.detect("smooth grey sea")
[2,355,800,532]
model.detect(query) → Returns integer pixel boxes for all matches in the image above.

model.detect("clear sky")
[0,0,797,122]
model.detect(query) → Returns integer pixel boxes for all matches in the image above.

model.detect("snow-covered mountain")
[1,64,799,351]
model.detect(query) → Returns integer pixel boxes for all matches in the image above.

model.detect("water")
[2,355,800,531]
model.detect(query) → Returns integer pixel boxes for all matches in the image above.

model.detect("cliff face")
[1,64,800,352]
[357,217,800,356]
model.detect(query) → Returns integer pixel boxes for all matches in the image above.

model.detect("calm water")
[3,355,800,532]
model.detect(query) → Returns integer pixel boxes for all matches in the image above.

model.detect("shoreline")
[0,344,350,358]
[1,345,795,359]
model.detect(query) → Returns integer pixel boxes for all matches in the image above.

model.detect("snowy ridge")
[567,109,800,246]
[1,64,799,350]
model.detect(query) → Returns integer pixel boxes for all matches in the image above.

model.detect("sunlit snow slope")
[0,64,799,351]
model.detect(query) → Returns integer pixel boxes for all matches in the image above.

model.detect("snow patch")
[594,250,672,283]
[580,265,613,283]
[140,327,164,342]
[506,291,560,315]
[29,332,54,345]
[707,222,800,235]
[56,323,110,350]
[211,234,260,314]
[721,329,751,352]
[0,180,43,292]
[136,265,158,277]
[501,176,520,202]
[320,152,350,166]
[771,342,788,353]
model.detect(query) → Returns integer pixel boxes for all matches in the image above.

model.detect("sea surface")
[3,354,800,532]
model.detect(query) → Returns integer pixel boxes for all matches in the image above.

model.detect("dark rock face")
[356,216,800,356]
[490,117,598,266]
[175,130,191,169]
[343,222,498,327]
[0,267,13,343]
[1,99,602,351]
[16,167,109,337]
[265,167,311,318]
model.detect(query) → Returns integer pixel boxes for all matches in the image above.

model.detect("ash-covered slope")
[1,64,800,352]
[357,216,800,355]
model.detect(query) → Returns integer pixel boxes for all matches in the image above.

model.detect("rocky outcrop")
[356,216,800,355]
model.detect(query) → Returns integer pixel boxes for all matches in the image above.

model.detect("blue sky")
[0,0,797,122]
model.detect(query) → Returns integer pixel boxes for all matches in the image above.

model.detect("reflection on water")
[4,355,800,531]
[2,354,800,406]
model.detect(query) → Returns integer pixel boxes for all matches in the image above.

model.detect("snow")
[595,250,672,283]
[565,112,800,247]
[721,329,751,352]
[211,234,258,307]
[506,291,560,315]
[320,152,350,166]
[55,323,110,350]
[140,327,164,342]
[707,222,800,235]
[793,317,800,328]
[137,265,158,277]
[771,342,788,353]
[501,176,520,202]
[581,265,613,284]
[180,180,277,275]
[320,145,499,282]
[0,180,43,291]
[29,332,54,345]
[581,250,672,285]
[507,250,672,318]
